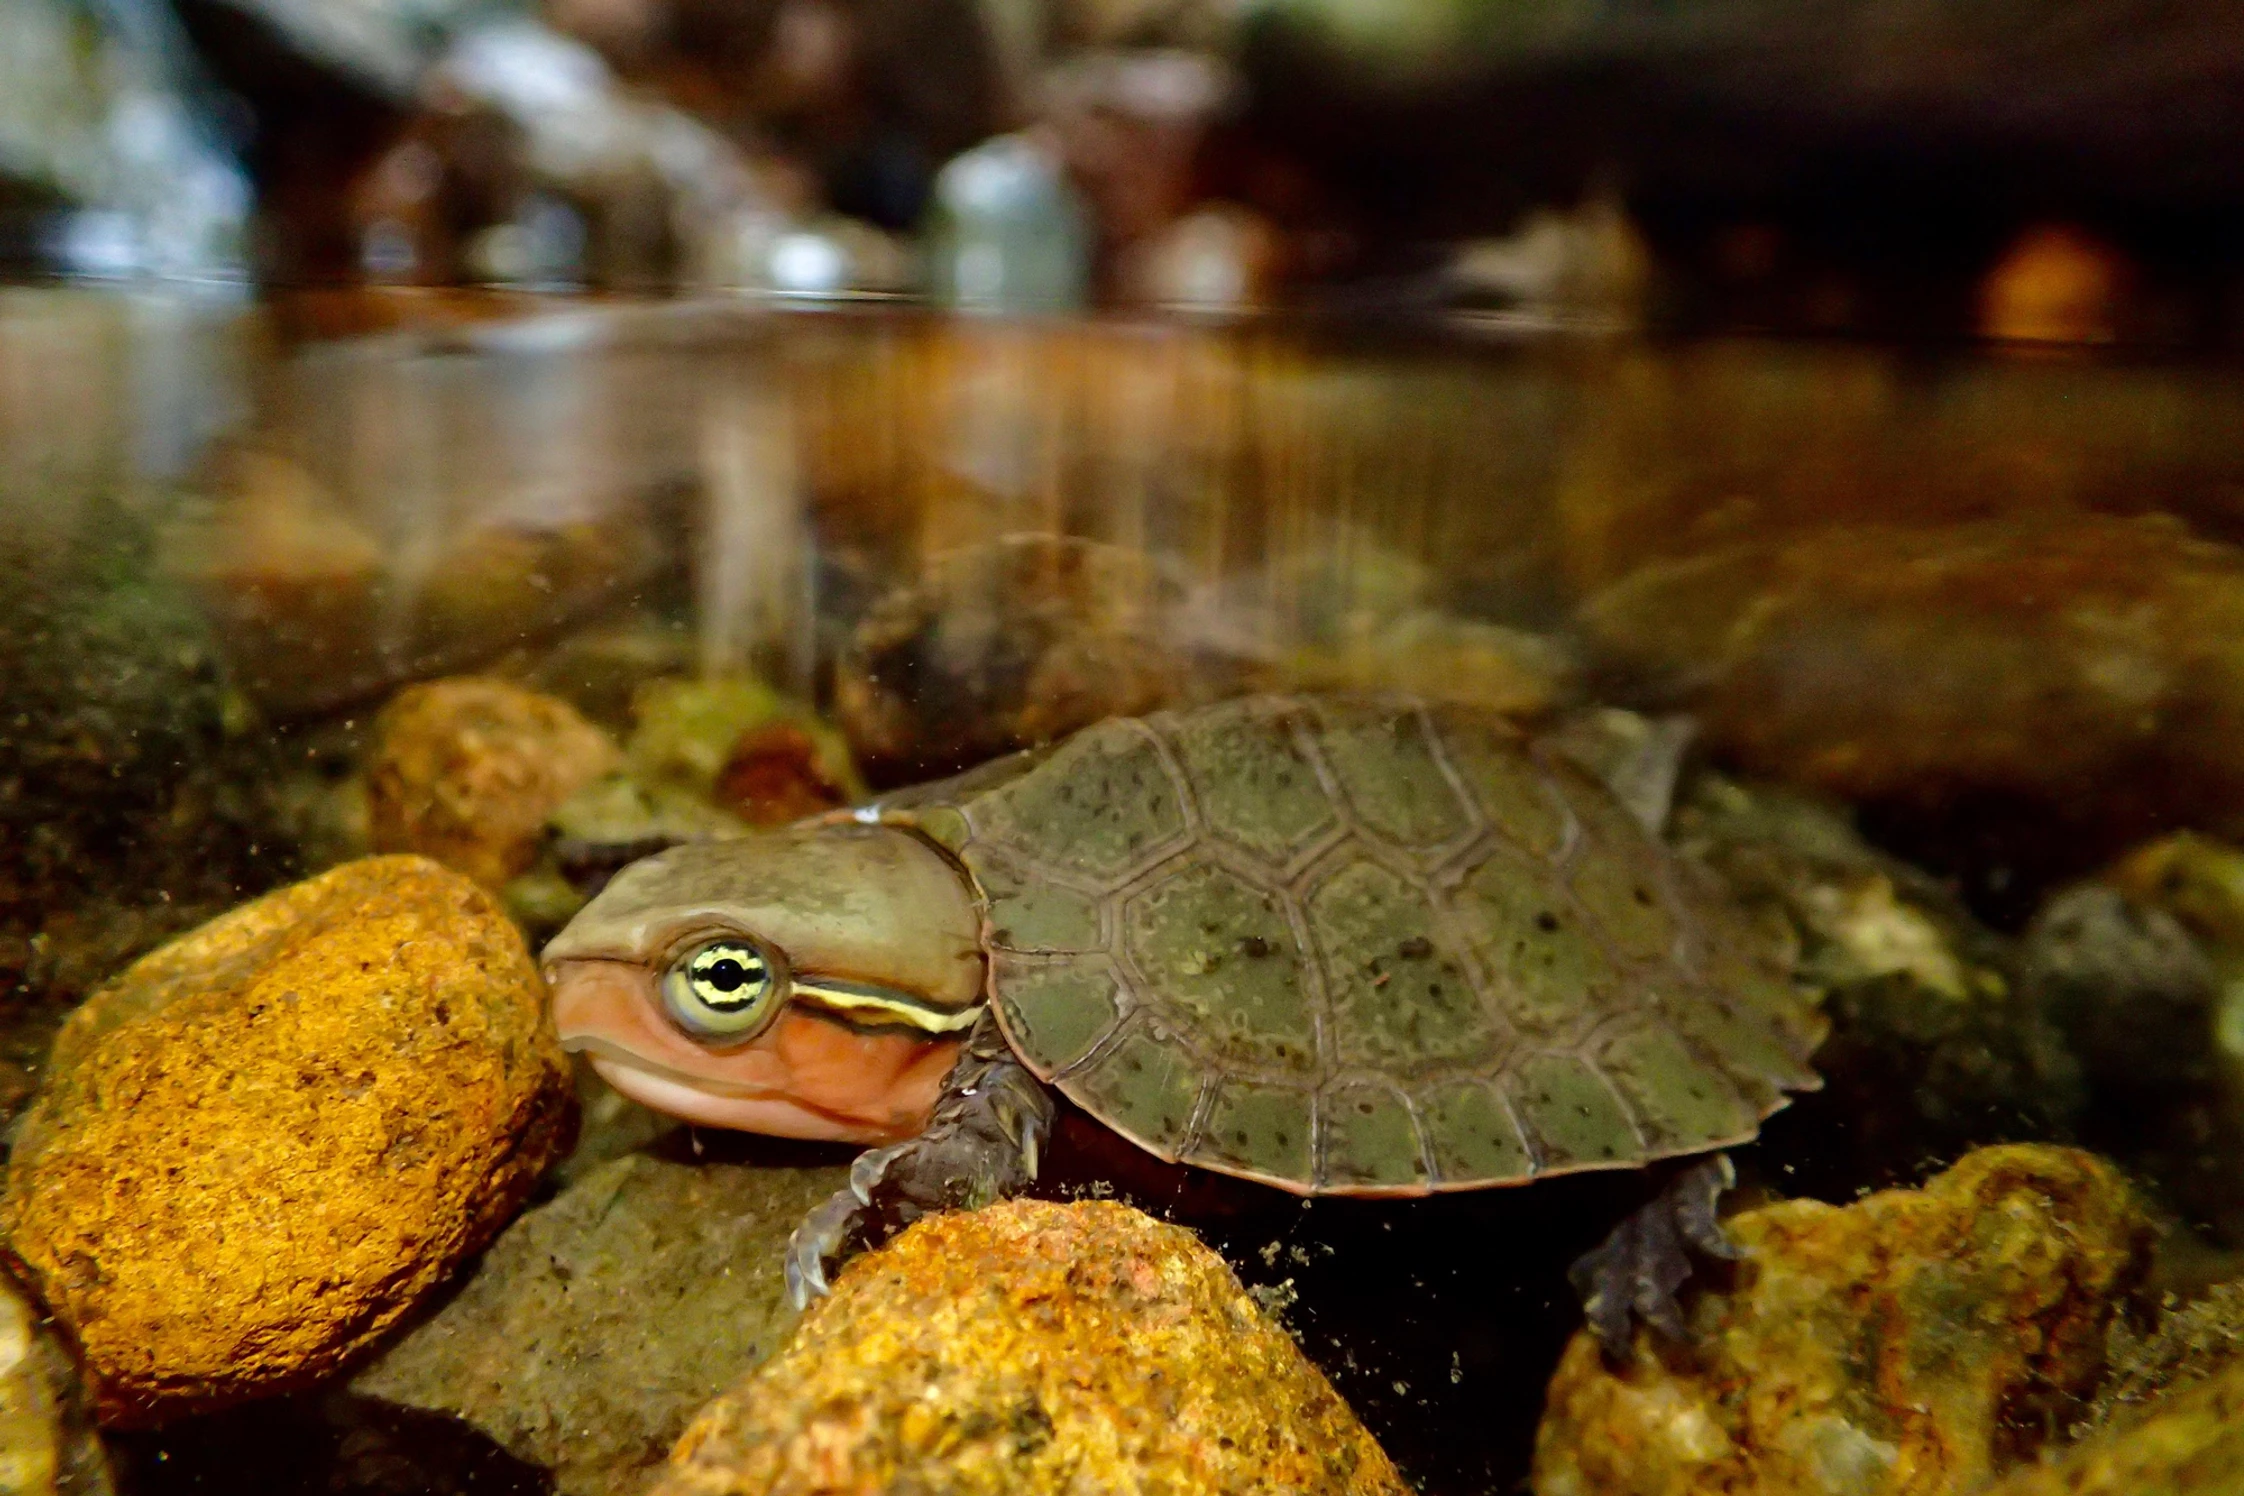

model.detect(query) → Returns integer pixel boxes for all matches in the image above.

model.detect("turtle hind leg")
[1566,1154,1739,1361]
[785,1009,1056,1309]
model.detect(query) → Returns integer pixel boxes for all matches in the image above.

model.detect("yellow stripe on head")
[791,977,985,1035]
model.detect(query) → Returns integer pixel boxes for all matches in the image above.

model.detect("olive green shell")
[887,694,1823,1196]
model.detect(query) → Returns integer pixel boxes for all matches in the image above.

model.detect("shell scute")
[969,848,1105,952]
[1122,860,1320,1077]
[1597,1020,1758,1153]
[971,720,1190,882]
[1186,1078,1316,1184]
[1171,697,1342,869]
[1321,1083,1429,1191]
[1427,706,1571,860]
[1509,1052,1640,1171]
[1451,846,1623,1039]
[1416,1079,1536,1184]
[990,954,1121,1075]
[1309,698,1480,855]
[1309,857,1502,1071]
[1065,1020,1203,1161]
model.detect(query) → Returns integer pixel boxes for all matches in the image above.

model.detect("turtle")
[541,692,1826,1352]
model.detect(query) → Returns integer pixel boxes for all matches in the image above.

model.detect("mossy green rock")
[353,1147,848,1496]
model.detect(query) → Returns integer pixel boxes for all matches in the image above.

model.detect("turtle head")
[541,821,986,1143]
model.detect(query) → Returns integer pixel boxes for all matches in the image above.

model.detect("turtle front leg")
[1567,1154,1740,1359]
[785,1008,1056,1308]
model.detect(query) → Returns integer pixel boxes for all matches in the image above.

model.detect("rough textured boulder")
[652,1198,1409,1496]
[1533,1145,2153,1496]
[1,856,575,1424]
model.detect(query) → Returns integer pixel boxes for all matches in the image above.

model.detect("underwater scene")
[10,286,2244,1496]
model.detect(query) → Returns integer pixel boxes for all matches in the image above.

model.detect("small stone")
[367,678,623,890]
[712,722,854,826]
[1,856,576,1425]
[651,1198,1410,1496]
[1532,1145,2153,1496]
[354,1147,847,1496]
[625,679,858,807]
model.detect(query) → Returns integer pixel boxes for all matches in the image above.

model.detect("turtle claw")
[781,1010,1055,1311]
[1569,1154,1739,1361]
[785,1144,904,1310]
[783,1191,849,1309]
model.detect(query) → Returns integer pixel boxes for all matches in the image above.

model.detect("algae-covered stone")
[368,678,624,890]
[2093,1280,2244,1429]
[1532,1145,2152,1496]
[1,856,575,1425]
[355,1147,848,1496]
[1982,1357,2244,1496]
[2021,871,2244,1241]
[1675,772,2082,1192]
[651,1198,1409,1496]
[625,678,860,809]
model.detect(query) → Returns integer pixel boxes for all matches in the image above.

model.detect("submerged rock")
[1274,610,1579,720]
[624,679,860,812]
[1532,1145,2152,1496]
[367,678,623,891]
[499,676,854,933]
[0,1267,110,1496]
[2093,1280,2244,1429]
[2024,884,2218,1097]
[2021,869,2244,1242]
[1675,772,2082,1194]
[0,496,281,912]
[1,856,575,1424]
[1581,514,2244,872]
[1982,1357,2244,1496]
[355,1145,847,1496]
[651,1198,1409,1496]
[835,535,1231,784]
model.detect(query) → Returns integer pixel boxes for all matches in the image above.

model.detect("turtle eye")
[661,939,782,1042]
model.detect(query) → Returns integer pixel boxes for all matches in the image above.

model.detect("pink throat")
[586,1053,913,1144]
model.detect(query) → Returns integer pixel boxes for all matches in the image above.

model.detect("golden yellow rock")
[1532,1145,2152,1496]
[1981,1358,2244,1496]
[1,857,575,1425]
[367,678,622,889]
[652,1198,1408,1496]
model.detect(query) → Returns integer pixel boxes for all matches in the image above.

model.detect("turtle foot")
[785,1010,1055,1310]
[1567,1154,1739,1361]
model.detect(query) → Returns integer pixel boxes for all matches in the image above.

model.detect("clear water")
[11,285,2244,1492]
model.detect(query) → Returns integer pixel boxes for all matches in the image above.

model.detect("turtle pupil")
[707,960,746,992]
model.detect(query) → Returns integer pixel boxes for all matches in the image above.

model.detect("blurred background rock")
[3,0,2243,338]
